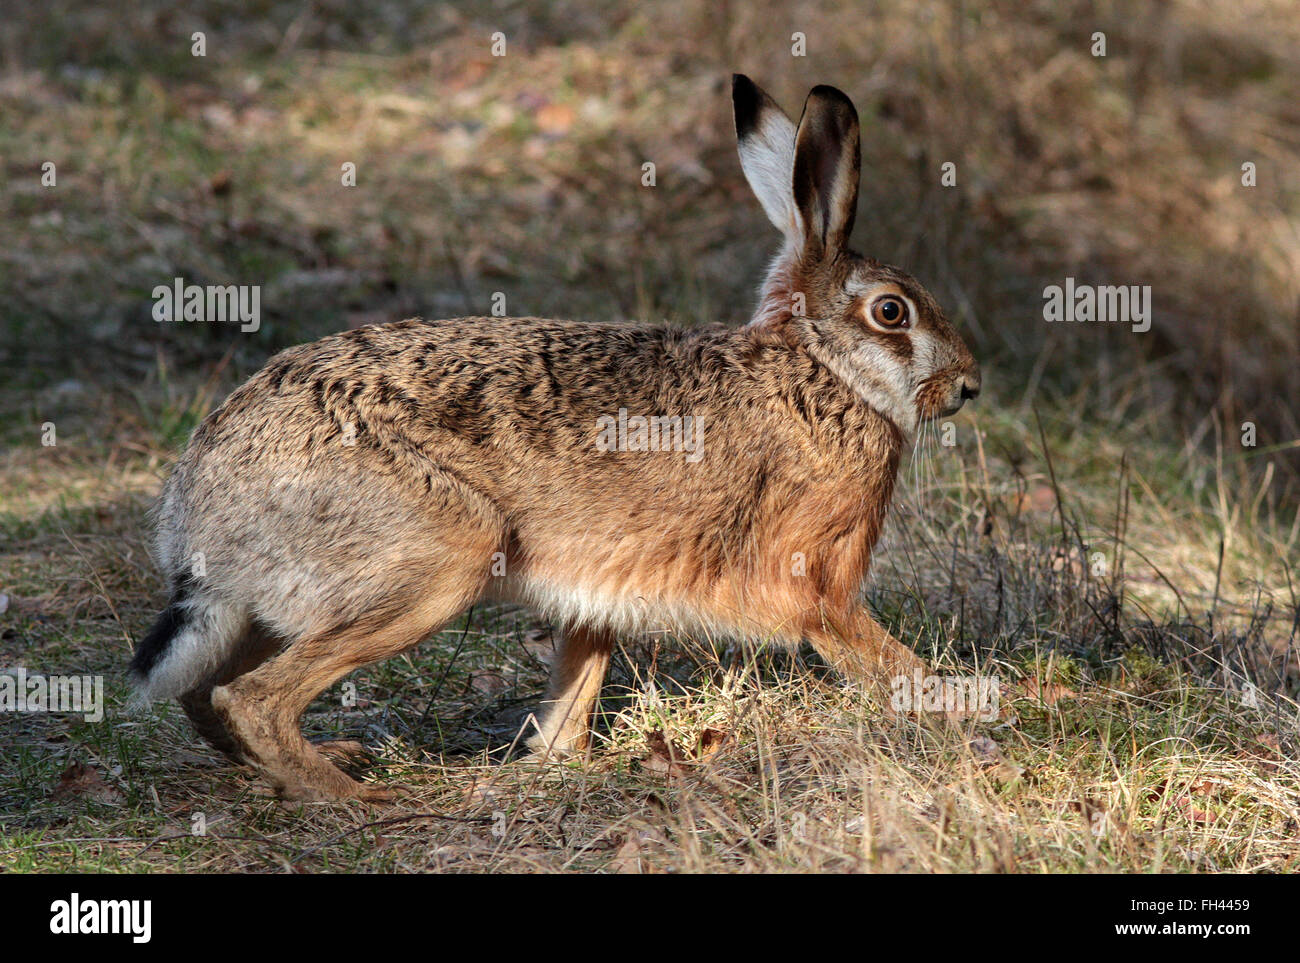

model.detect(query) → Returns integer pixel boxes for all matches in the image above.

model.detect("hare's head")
[733,75,980,437]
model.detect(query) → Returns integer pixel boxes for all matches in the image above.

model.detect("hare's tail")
[128,578,247,706]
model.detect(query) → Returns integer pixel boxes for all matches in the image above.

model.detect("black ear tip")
[732,74,762,135]
[808,83,850,101]
[806,83,858,118]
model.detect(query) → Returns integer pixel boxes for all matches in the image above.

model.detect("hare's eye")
[869,295,909,329]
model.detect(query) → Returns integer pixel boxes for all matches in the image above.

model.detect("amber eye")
[869,295,910,328]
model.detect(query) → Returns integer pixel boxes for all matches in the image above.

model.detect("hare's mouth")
[918,369,981,421]
[916,384,964,420]
[934,389,976,419]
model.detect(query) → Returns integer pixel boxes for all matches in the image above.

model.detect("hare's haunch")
[130,76,980,801]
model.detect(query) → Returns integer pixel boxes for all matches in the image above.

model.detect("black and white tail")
[128,577,246,706]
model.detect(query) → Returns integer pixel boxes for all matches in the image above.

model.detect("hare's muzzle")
[938,367,981,417]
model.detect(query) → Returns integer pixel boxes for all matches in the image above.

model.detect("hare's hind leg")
[210,499,504,802]
[210,611,428,801]
[527,624,615,758]
[178,622,282,760]
[804,606,927,686]
[210,581,486,802]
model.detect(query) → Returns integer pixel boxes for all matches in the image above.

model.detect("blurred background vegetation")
[2,0,1297,480]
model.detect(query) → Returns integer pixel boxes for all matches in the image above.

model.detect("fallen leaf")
[696,727,731,762]
[641,726,731,776]
[51,762,123,804]
[1175,797,1216,824]
[609,834,644,874]
[1255,733,1282,754]
[642,729,689,778]
[1144,780,1169,803]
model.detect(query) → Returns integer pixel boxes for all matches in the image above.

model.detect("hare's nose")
[960,370,981,402]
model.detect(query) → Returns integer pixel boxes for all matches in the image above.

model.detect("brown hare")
[130,75,980,801]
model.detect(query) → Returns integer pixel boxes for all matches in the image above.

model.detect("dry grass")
[2,381,1296,872]
[1,0,1298,872]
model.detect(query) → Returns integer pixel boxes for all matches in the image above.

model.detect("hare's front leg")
[802,605,927,686]
[528,624,614,757]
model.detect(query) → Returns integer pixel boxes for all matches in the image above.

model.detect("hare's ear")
[792,84,860,256]
[733,74,802,240]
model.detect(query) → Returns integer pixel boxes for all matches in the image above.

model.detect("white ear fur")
[738,113,800,238]
[733,76,803,242]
